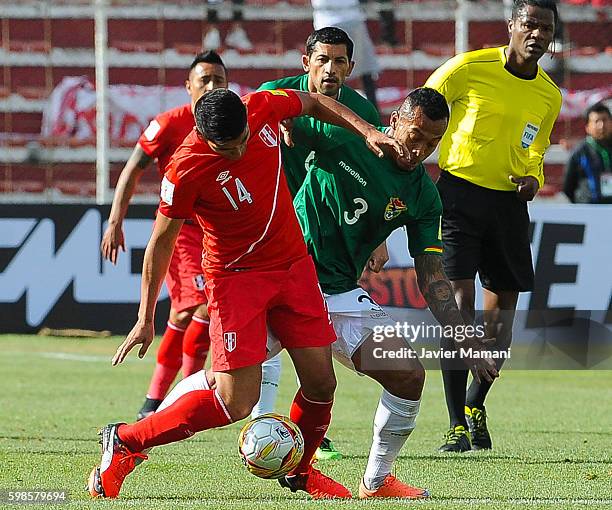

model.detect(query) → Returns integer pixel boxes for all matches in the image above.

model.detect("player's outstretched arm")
[294,91,404,159]
[112,213,184,366]
[413,253,499,383]
[101,144,152,264]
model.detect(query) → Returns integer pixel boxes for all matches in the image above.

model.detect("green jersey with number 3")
[257,74,380,196]
[292,122,443,295]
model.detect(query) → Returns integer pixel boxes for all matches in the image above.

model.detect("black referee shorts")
[436,171,534,292]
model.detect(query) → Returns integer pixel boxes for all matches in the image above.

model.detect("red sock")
[118,389,232,452]
[182,316,210,377]
[289,389,333,475]
[146,322,185,400]
[157,322,185,368]
[181,353,205,377]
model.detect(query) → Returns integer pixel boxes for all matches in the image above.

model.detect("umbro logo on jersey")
[384,197,407,221]
[216,170,232,185]
[259,124,278,148]
[224,332,237,352]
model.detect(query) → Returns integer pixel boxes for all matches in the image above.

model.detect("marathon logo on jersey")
[384,197,407,221]
[259,124,278,148]
[143,119,161,141]
[223,332,237,352]
[521,122,540,148]
[160,176,175,205]
[193,274,205,291]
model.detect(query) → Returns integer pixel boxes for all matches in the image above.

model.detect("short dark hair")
[189,50,226,75]
[194,89,246,144]
[400,87,449,122]
[512,0,559,25]
[305,27,354,61]
[584,102,611,123]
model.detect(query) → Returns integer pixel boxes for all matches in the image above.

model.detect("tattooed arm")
[414,253,498,382]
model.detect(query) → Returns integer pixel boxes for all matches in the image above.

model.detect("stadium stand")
[1,0,610,200]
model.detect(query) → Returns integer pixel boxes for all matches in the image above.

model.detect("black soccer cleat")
[438,424,472,453]
[136,397,162,421]
[466,406,492,450]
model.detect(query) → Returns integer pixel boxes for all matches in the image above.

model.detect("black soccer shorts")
[436,171,534,292]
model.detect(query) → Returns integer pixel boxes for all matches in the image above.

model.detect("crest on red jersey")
[259,124,278,148]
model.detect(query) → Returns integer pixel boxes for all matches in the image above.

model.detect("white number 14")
[222,178,253,210]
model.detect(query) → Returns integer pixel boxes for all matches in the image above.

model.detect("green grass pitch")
[1,334,611,509]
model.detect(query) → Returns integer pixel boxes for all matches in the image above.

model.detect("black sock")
[466,326,512,409]
[466,378,491,410]
[440,337,468,427]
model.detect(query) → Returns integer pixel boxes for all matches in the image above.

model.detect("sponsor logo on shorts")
[370,311,390,319]
[224,331,237,352]
[193,274,205,291]
[384,197,407,221]
[259,124,278,148]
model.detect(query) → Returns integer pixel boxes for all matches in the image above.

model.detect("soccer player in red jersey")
[88,88,403,500]
[101,51,228,420]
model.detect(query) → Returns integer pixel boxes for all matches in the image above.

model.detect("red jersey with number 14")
[158,90,307,279]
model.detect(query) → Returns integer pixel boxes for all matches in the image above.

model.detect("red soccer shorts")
[165,221,207,312]
[205,255,335,372]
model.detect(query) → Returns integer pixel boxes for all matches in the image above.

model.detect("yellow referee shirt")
[425,46,562,191]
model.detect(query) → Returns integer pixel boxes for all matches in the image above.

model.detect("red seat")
[8,39,50,53]
[54,180,96,196]
[173,43,202,55]
[112,40,163,53]
[15,86,49,100]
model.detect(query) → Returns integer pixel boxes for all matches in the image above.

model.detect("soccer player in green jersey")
[258,27,380,196]
[270,87,497,498]
[254,27,386,461]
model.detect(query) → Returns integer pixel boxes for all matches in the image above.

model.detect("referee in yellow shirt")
[425,0,562,452]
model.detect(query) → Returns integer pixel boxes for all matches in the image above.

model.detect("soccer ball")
[238,413,304,479]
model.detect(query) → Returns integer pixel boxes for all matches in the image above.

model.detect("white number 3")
[344,197,368,225]
[222,178,253,210]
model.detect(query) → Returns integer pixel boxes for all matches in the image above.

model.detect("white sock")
[157,369,210,412]
[363,390,420,490]
[251,353,282,418]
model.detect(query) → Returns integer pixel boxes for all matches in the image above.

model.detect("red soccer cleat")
[87,423,148,498]
[359,474,430,499]
[279,467,352,499]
